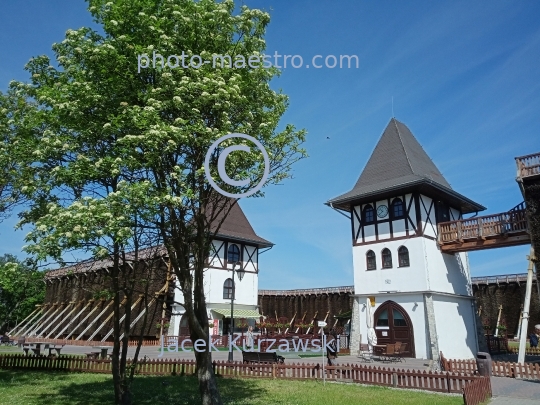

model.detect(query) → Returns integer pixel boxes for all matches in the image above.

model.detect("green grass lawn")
[0,370,463,405]
[0,345,20,354]
[507,341,532,349]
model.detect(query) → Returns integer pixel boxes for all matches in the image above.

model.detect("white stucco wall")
[353,238,428,295]
[433,295,478,359]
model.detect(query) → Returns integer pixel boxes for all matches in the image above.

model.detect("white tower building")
[327,118,486,361]
[170,203,272,337]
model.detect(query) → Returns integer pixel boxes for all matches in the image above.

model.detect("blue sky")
[1,1,539,288]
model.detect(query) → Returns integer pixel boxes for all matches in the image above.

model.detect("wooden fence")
[462,377,491,405]
[0,353,483,395]
[25,337,161,347]
[440,352,540,380]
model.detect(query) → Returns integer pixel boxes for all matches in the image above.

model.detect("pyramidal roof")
[211,202,273,248]
[327,118,485,213]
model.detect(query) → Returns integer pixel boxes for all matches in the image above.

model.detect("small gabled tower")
[327,118,485,361]
[171,202,273,336]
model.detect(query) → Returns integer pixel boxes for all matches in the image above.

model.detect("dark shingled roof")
[45,202,271,279]
[211,202,273,248]
[327,118,485,213]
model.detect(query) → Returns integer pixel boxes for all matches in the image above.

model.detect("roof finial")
[392,96,394,118]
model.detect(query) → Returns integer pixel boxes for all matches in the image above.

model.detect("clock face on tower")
[377,205,388,218]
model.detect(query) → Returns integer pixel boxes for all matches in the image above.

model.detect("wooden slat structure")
[516,152,540,182]
[259,286,354,296]
[438,202,530,253]
[471,273,529,286]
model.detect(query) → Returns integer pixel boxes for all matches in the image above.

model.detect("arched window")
[223,278,234,299]
[382,248,392,268]
[363,204,375,224]
[398,246,410,267]
[227,244,240,264]
[391,198,404,219]
[366,250,376,270]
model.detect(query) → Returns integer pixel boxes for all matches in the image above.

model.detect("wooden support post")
[47,302,82,339]
[87,298,127,341]
[64,300,99,339]
[518,248,536,364]
[74,299,114,340]
[119,298,157,340]
[8,306,41,336]
[55,300,92,339]
[494,305,503,337]
[100,296,144,342]
[27,303,61,337]
[40,303,73,337]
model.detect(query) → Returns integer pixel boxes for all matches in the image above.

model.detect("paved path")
[491,376,540,403]
[490,398,540,405]
[16,344,430,370]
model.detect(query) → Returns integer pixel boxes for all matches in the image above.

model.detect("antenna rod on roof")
[392,96,394,117]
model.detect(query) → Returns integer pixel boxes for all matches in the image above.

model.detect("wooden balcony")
[516,152,540,182]
[438,203,530,253]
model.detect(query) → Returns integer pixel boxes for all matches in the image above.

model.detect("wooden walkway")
[438,202,530,253]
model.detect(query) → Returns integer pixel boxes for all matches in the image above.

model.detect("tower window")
[391,198,404,219]
[363,204,375,224]
[382,248,392,268]
[223,278,234,299]
[366,250,376,270]
[398,246,410,267]
[436,201,450,223]
[227,244,240,264]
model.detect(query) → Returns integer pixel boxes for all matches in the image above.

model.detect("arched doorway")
[373,301,415,357]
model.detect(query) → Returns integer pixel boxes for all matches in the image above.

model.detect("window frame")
[363,204,375,224]
[366,250,376,271]
[223,278,234,300]
[398,246,410,267]
[227,244,241,265]
[391,198,405,219]
[381,248,393,269]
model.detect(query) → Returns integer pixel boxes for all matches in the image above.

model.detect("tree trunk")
[194,348,222,405]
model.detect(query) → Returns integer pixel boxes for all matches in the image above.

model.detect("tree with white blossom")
[2,1,306,404]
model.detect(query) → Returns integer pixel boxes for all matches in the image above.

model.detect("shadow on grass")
[0,370,267,405]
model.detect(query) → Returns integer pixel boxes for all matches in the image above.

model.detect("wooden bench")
[1,336,15,346]
[22,344,32,356]
[242,351,285,364]
[47,345,64,356]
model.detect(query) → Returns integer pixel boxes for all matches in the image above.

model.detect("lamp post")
[228,261,244,362]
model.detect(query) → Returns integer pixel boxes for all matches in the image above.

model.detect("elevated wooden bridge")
[438,152,540,254]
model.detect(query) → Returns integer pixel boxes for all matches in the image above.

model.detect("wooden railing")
[516,152,540,180]
[438,204,528,245]
[471,273,529,285]
[259,286,354,296]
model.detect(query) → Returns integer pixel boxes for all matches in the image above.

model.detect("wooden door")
[374,301,415,357]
